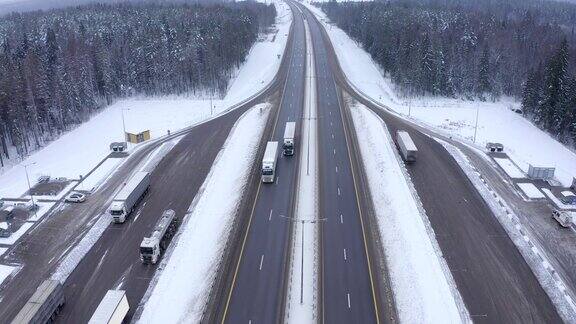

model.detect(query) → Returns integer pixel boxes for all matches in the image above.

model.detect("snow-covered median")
[304,3,576,187]
[137,103,271,323]
[0,0,291,199]
[349,100,468,323]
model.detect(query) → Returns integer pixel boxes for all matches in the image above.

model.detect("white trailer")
[88,290,129,324]
[262,141,278,183]
[110,171,150,223]
[11,280,65,324]
[283,122,296,156]
[396,130,418,163]
[140,209,180,264]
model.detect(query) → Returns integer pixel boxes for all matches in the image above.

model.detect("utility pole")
[473,102,480,143]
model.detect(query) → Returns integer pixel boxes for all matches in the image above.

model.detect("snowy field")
[305,3,576,187]
[517,183,545,199]
[0,0,291,199]
[137,103,270,323]
[349,100,467,323]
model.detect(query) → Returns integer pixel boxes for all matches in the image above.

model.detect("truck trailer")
[283,122,296,156]
[396,130,418,163]
[88,290,129,324]
[262,141,278,183]
[11,280,65,324]
[140,209,180,264]
[110,171,150,223]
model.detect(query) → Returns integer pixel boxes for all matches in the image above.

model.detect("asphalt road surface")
[302,4,562,323]
[56,103,270,323]
[0,139,186,321]
[296,4,383,324]
[220,2,306,323]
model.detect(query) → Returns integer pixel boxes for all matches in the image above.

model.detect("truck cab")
[283,122,296,156]
[552,209,573,228]
[140,237,160,264]
[110,201,127,223]
[283,139,294,156]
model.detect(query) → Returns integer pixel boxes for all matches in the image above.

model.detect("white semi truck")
[396,130,418,163]
[11,280,65,324]
[140,209,180,264]
[283,122,296,156]
[110,171,150,223]
[88,290,129,324]
[262,141,278,183]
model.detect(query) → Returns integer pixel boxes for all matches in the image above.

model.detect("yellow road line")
[334,77,381,324]
[220,8,297,321]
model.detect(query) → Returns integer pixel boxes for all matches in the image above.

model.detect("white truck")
[552,209,574,228]
[262,142,278,183]
[140,209,180,264]
[110,171,150,223]
[396,130,418,163]
[283,122,296,156]
[11,280,65,324]
[88,290,129,324]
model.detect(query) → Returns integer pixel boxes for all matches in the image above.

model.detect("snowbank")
[305,3,576,187]
[349,101,468,323]
[517,183,545,199]
[0,0,291,198]
[0,264,18,287]
[494,158,525,179]
[78,158,123,193]
[137,103,270,323]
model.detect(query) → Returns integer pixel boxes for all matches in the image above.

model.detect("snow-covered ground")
[0,264,18,287]
[78,158,124,193]
[51,213,111,283]
[438,138,576,322]
[349,99,468,323]
[0,223,33,245]
[304,3,576,187]
[285,20,318,323]
[517,183,545,199]
[494,158,525,179]
[136,103,270,323]
[543,189,576,210]
[0,0,291,199]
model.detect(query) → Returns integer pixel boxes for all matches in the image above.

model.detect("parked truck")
[11,280,65,324]
[283,122,296,156]
[396,130,418,163]
[109,171,150,223]
[262,141,278,183]
[140,209,180,264]
[88,290,129,324]
[552,209,574,228]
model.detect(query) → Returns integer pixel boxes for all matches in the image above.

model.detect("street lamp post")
[121,108,130,142]
[279,215,326,304]
[23,162,37,218]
